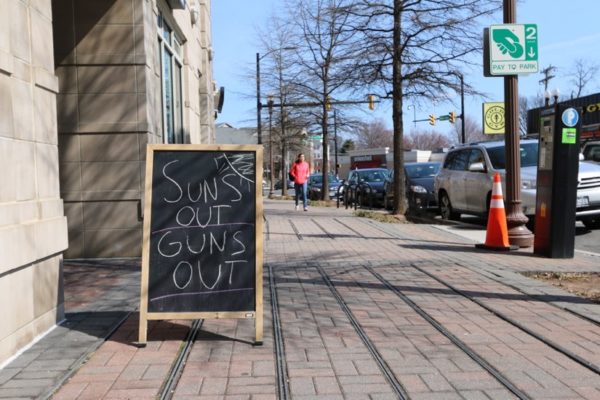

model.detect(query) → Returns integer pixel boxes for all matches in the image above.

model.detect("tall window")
[158,12,183,144]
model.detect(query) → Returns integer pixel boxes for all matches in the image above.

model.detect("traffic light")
[326,96,331,111]
[449,111,456,124]
[429,114,436,126]
[267,95,274,110]
[368,95,375,110]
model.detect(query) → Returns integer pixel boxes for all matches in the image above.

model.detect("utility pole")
[539,65,556,93]
[256,53,262,145]
[459,73,465,144]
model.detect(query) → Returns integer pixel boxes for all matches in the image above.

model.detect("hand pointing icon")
[493,28,523,58]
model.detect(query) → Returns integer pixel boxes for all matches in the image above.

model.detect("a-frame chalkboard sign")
[138,144,263,345]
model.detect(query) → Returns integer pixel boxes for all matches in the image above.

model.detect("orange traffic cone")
[476,173,518,251]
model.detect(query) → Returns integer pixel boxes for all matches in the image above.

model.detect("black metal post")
[256,52,262,145]
[268,100,274,198]
[334,110,339,177]
[460,73,465,144]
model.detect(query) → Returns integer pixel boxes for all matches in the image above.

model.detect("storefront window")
[157,13,183,144]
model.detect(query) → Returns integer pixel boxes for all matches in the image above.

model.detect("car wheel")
[439,192,459,221]
[582,217,600,229]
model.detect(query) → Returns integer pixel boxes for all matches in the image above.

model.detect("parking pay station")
[534,105,581,258]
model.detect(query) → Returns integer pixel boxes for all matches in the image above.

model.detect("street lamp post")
[256,47,297,148]
[268,96,275,198]
[458,72,465,144]
[407,104,416,128]
[503,0,533,247]
[256,53,263,145]
[333,110,339,177]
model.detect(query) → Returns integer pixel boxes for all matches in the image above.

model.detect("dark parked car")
[383,162,441,211]
[346,168,389,206]
[308,174,342,200]
[274,179,294,190]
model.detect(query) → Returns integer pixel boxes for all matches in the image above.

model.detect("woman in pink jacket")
[290,153,310,211]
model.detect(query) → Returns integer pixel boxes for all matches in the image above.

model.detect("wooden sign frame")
[138,144,263,345]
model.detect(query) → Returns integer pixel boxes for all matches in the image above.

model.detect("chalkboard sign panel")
[139,144,263,344]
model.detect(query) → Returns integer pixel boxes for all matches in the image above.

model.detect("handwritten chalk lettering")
[221,174,243,202]
[163,160,183,203]
[160,229,246,257]
[163,158,250,207]
[226,260,248,284]
[174,204,232,228]
[187,178,218,203]
[157,231,182,257]
[186,233,206,254]
[173,261,193,289]
[232,231,246,256]
[198,261,222,289]
[169,259,247,291]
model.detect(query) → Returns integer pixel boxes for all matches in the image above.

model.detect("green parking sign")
[489,24,538,75]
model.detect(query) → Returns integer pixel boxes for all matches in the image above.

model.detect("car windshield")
[584,144,600,161]
[486,142,538,169]
[311,175,340,184]
[358,170,387,182]
[405,163,440,178]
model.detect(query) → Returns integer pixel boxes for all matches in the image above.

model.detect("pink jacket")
[290,161,310,184]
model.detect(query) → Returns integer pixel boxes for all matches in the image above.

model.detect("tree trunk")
[392,0,406,215]
[321,101,330,201]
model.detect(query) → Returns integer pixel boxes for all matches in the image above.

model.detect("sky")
[211,1,600,139]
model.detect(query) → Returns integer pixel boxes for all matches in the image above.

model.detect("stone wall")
[54,0,215,258]
[0,0,68,366]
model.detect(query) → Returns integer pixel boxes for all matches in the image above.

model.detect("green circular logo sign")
[485,105,505,130]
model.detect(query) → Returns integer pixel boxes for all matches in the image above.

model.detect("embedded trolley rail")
[279,216,600,399]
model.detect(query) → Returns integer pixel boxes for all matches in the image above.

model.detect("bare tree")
[518,95,544,136]
[353,119,393,149]
[451,115,488,143]
[284,0,362,200]
[404,129,452,150]
[257,15,308,196]
[569,58,600,98]
[346,0,501,215]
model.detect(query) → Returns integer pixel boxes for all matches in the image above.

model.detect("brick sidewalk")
[2,199,600,399]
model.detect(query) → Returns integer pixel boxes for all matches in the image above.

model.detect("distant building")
[215,123,258,144]
[527,92,600,140]
[0,0,217,366]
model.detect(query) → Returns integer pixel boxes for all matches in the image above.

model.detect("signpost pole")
[460,73,465,144]
[503,0,533,248]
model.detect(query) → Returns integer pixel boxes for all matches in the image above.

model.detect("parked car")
[274,179,294,190]
[384,162,441,212]
[308,173,342,200]
[433,139,600,229]
[581,141,600,165]
[346,168,389,206]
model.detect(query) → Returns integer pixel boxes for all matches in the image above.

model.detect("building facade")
[0,0,216,366]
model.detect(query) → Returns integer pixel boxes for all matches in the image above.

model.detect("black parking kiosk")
[534,105,582,258]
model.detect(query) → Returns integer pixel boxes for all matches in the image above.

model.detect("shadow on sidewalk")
[274,269,597,306]
[397,242,536,257]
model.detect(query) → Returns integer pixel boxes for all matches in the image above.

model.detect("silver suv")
[581,141,600,165]
[434,139,600,229]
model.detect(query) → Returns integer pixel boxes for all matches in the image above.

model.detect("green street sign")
[437,115,450,121]
[489,24,538,75]
[562,128,577,144]
[309,135,322,141]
